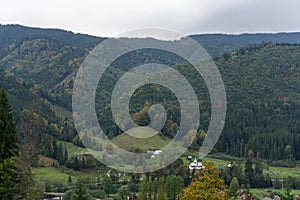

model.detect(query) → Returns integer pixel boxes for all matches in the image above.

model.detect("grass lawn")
[267,165,300,179]
[33,167,78,186]
[33,167,99,187]
[203,157,232,168]
[250,189,267,199]
[112,127,170,151]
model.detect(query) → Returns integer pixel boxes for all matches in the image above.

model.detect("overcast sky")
[1,0,300,37]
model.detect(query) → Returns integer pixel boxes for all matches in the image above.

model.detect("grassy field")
[267,165,300,179]
[112,127,170,151]
[203,157,232,168]
[33,167,78,186]
[59,141,88,156]
[33,166,99,188]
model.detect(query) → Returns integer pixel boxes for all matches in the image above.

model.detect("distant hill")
[190,32,300,57]
[0,24,104,59]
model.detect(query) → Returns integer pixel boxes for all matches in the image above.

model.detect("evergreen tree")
[166,175,184,200]
[72,177,90,200]
[0,89,19,159]
[244,151,254,187]
[68,175,72,183]
[52,139,58,160]
[57,143,64,165]
[81,156,86,169]
[64,148,69,164]
[0,156,27,199]
[0,89,26,199]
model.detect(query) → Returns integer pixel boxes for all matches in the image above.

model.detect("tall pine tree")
[0,89,26,199]
[0,89,19,159]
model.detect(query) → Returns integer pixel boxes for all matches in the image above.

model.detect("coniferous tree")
[64,148,69,164]
[68,175,72,183]
[72,177,91,200]
[73,157,80,170]
[166,175,184,200]
[244,150,254,187]
[0,89,26,199]
[52,139,58,160]
[57,143,64,165]
[0,89,19,159]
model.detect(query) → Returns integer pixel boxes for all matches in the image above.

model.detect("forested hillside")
[216,43,300,161]
[0,25,299,163]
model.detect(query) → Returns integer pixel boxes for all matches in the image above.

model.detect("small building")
[227,162,234,168]
[189,159,204,170]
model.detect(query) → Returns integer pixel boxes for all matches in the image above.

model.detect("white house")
[189,159,205,170]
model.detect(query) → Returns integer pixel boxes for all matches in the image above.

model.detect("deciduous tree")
[179,162,230,200]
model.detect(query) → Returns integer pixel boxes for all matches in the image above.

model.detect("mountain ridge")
[2,24,300,58]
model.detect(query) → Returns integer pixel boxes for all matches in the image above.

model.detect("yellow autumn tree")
[179,162,230,200]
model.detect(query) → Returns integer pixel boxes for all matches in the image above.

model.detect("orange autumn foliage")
[179,162,231,200]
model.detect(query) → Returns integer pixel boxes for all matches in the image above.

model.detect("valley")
[0,24,299,199]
